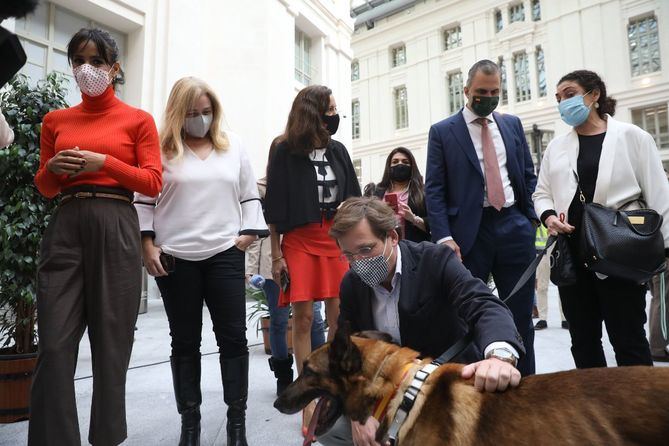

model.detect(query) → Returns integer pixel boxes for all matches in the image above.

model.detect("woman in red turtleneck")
[29,29,161,446]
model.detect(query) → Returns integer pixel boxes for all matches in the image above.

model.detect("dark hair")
[329,197,397,241]
[557,70,616,117]
[283,85,331,154]
[376,147,425,214]
[66,28,125,85]
[466,59,500,88]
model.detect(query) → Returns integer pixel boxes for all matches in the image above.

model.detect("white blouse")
[135,131,268,261]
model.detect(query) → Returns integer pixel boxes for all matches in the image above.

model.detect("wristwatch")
[485,348,518,367]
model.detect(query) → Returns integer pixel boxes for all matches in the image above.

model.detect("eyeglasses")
[339,246,375,262]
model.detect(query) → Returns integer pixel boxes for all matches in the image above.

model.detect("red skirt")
[279,218,349,307]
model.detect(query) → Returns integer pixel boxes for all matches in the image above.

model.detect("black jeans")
[558,267,653,368]
[156,246,248,359]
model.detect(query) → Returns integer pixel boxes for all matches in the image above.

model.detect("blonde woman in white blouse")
[135,77,267,446]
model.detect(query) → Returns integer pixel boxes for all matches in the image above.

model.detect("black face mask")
[389,164,412,182]
[470,95,499,117]
[322,113,340,135]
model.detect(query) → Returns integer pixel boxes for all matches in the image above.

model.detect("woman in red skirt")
[265,85,361,434]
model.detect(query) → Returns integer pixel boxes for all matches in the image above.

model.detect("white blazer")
[533,115,669,248]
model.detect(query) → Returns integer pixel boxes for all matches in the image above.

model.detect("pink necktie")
[478,118,505,211]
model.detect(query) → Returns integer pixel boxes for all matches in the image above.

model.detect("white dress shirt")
[371,246,519,359]
[438,106,517,244]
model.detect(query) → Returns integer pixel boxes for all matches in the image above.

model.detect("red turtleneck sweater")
[34,86,162,198]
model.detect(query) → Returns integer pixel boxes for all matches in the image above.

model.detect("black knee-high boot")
[170,355,201,446]
[220,354,249,446]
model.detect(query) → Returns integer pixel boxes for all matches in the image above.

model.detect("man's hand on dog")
[461,358,521,392]
[351,417,388,446]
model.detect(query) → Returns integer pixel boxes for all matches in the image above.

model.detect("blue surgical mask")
[558,91,593,127]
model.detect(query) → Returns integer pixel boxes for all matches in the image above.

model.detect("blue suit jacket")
[425,109,538,256]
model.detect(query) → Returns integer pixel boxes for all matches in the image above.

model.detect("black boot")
[220,355,249,446]
[268,356,294,396]
[170,355,202,446]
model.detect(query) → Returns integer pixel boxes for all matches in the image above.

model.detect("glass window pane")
[20,39,47,65]
[448,72,463,113]
[509,3,525,24]
[498,56,508,105]
[444,26,462,51]
[394,86,408,129]
[52,50,79,105]
[54,6,89,47]
[495,10,503,32]
[514,52,531,102]
[535,46,546,97]
[351,61,359,81]
[628,16,661,77]
[15,1,49,40]
[532,0,541,21]
[352,100,360,139]
[392,46,406,67]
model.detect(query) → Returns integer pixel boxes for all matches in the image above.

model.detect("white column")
[507,52,517,110]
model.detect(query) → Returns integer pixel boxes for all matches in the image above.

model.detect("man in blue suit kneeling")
[425,59,538,376]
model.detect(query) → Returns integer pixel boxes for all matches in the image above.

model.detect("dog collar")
[371,361,415,423]
[386,362,440,446]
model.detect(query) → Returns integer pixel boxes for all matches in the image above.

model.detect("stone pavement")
[1,284,666,445]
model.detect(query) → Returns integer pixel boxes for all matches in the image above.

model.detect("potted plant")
[246,284,293,355]
[0,73,68,422]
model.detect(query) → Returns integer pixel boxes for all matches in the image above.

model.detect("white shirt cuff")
[437,236,453,244]
[483,341,520,360]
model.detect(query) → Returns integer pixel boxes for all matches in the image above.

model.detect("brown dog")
[274,328,669,445]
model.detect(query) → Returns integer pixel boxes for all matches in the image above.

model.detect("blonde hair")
[160,77,229,160]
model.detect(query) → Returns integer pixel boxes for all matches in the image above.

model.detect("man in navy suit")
[425,59,538,376]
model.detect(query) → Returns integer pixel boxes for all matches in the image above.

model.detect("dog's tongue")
[303,398,326,446]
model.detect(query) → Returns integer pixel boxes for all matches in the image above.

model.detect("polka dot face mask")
[73,64,113,97]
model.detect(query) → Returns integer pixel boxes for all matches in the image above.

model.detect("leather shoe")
[652,354,669,363]
[561,320,569,330]
[534,320,547,330]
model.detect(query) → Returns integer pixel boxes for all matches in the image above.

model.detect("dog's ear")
[353,331,394,343]
[329,322,362,377]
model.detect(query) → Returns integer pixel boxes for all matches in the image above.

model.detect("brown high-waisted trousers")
[28,191,141,446]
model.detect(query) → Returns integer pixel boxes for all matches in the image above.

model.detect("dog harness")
[371,362,416,422]
[386,362,439,445]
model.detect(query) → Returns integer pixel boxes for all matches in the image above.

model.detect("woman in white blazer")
[533,70,669,369]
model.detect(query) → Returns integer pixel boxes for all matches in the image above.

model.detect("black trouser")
[156,247,248,359]
[29,194,141,446]
[558,267,653,368]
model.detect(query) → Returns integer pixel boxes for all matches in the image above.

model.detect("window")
[525,128,555,171]
[353,159,363,186]
[509,3,525,24]
[495,10,503,32]
[513,51,531,102]
[391,45,406,68]
[351,60,360,81]
[447,72,464,114]
[628,15,661,77]
[14,1,126,105]
[531,0,541,21]
[535,46,546,97]
[295,29,312,85]
[443,26,462,51]
[352,100,361,140]
[498,56,508,105]
[394,86,408,129]
[632,104,669,149]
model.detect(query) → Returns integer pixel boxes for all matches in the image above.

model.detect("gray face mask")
[184,114,213,138]
[350,238,392,288]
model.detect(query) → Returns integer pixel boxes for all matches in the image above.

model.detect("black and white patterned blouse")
[311,148,339,216]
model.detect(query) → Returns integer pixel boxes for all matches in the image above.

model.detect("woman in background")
[364,146,430,242]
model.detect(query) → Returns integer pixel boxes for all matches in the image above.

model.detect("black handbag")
[550,234,578,287]
[576,176,666,284]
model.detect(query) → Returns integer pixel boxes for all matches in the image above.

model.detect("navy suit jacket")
[425,109,538,256]
[338,240,525,363]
